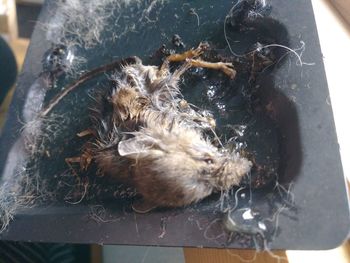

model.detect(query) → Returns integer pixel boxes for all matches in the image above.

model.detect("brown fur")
[88,53,251,209]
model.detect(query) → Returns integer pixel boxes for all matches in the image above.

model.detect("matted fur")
[89,58,252,208]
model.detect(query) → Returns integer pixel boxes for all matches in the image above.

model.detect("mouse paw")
[192,42,210,57]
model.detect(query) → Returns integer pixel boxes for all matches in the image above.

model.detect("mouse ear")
[118,135,159,158]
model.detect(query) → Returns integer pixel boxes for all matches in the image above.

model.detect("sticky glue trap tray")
[0,0,349,250]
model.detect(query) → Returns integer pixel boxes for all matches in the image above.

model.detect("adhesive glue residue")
[0,0,307,251]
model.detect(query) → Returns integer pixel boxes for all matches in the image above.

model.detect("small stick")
[77,129,94,137]
[65,150,93,172]
[65,157,81,177]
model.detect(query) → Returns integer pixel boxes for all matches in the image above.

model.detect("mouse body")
[86,53,251,210]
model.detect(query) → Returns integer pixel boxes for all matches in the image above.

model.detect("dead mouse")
[45,43,251,212]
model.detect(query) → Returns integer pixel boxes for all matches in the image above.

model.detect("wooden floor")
[183,242,350,263]
[92,244,350,263]
[0,37,29,129]
[184,248,287,263]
